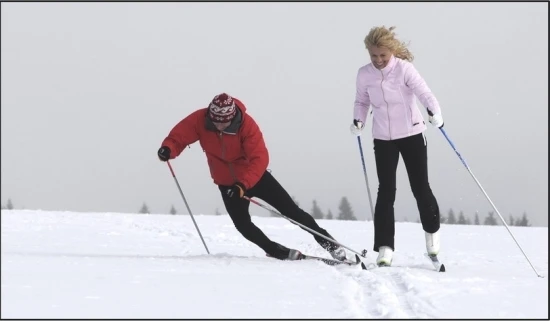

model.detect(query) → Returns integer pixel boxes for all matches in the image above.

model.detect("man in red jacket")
[158,93,347,261]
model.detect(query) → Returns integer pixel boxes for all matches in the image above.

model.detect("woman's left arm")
[404,63,441,116]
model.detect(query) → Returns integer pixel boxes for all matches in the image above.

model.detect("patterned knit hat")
[208,93,237,123]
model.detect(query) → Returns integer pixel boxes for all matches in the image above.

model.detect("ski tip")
[354,254,361,264]
[361,262,368,270]
[439,264,446,272]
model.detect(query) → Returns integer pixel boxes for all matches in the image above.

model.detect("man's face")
[213,121,231,131]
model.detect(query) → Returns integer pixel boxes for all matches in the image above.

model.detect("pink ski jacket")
[353,55,441,141]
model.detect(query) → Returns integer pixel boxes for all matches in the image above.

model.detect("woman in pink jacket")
[350,26,444,266]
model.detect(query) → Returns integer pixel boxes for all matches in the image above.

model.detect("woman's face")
[368,46,392,69]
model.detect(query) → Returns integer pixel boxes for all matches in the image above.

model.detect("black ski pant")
[373,132,440,252]
[219,171,338,258]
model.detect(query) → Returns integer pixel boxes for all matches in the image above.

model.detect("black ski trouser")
[219,171,338,257]
[373,132,440,252]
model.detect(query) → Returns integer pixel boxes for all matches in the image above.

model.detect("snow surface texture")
[1,210,548,319]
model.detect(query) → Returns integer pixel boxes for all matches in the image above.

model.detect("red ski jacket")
[161,98,269,189]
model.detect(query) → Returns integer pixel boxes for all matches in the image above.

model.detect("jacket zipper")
[380,70,391,140]
[218,131,237,183]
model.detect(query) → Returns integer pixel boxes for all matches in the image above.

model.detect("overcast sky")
[1,2,547,226]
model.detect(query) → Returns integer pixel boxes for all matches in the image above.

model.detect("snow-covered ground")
[1,209,547,319]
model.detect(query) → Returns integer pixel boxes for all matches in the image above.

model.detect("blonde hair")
[364,26,414,62]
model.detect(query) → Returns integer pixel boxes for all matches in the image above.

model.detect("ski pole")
[438,127,542,278]
[356,136,375,221]
[244,196,367,258]
[166,161,210,254]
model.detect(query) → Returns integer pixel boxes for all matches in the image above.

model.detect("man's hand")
[226,182,246,198]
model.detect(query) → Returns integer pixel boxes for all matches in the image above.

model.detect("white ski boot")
[425,231,440,256]
[376,246,393,266]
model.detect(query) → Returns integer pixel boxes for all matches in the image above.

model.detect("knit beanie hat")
[208,93,237,122]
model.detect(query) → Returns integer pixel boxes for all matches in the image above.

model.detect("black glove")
[353,119,364,129]
[350,119,364,136]
[157,146,171,162]
[226,182,246,199]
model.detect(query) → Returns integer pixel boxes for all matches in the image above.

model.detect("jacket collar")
[205,107,243,135]
[372,55,397,76]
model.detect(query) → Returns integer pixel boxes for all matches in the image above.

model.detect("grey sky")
[1,3,547,226]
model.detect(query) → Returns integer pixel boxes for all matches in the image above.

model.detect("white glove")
[350,119,364,136]
[428,113,444,128]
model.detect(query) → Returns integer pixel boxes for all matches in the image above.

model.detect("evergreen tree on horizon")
[337,197,357,221]
[311,200,324,219]
[139,202,150,214]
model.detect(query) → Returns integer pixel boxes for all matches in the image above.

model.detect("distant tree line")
[1,196,532,228]
[135,196,358,221]
[134,201,531,227]
[262,196,357,221]
[137,203,177,215]
[308,197,357,221]
[437,208,531,227]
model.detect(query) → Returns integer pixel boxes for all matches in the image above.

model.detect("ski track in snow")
[337,265,434,319]
[123,214,443,318]
[103,213,438,318]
